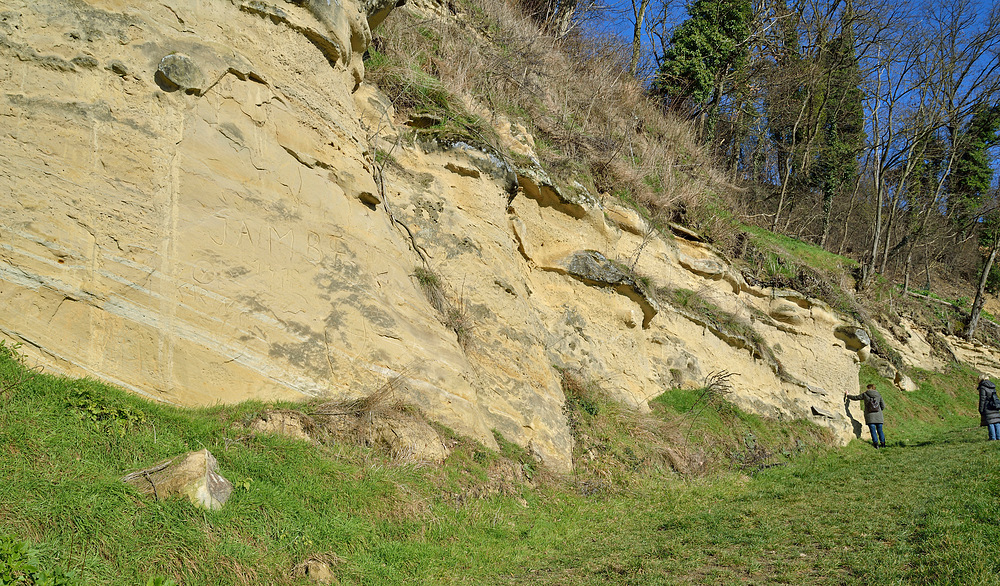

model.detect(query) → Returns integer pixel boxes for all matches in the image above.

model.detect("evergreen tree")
[652,0,753,135]
[959,103,1000,339]
[813,9,865,248]
[949,103,1000,235]
[765,0,863,240]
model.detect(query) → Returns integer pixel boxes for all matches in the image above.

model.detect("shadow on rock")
[844,399,863,438]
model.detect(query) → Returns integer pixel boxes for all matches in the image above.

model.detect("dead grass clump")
[317,379,402,420]
[560,368,601,423]
[245,376,496,468]
[312,374,409,444]
[691,371,736,421]
[366,14,502,153]
[413,266,447,313]
[308,374,451,464]
[412,266,475,350]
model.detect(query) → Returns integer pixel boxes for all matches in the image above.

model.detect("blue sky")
[577,0,688,79]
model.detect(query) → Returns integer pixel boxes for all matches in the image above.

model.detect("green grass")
[1,341,998,585]
[742,225,858,274]
[735,224,869,324]
[859,363,981,441]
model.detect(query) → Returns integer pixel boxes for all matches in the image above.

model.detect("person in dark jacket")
[845,384,886,448]
[977,374,1000,440]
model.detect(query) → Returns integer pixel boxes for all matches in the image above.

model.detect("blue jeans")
[988,423,1000,441]
[868,423,884,447]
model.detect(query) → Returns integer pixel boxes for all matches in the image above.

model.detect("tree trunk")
[965,243,999,340]
[900,199,935,292]
[820,190,833,249]
[699,70,730,143]
[629,0,651,77]
[772,90,812,232]
[878,142,921,274]
[862,64,887,288]
[902,240,915,293]
[879,198,898,274]
[863,163,884,286]
[771,164,792,231]
[837,177,862,256]
[923,244,931,291]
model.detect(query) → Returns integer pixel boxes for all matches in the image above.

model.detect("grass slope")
[1,342,998,585]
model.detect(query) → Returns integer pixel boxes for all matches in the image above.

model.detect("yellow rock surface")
[0,0,920,472]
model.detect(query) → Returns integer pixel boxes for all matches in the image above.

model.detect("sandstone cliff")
[0,0,959,473]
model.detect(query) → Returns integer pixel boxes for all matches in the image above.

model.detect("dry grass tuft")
[412,266,475,349]
[368,0,731,227]
[312,372,410,442]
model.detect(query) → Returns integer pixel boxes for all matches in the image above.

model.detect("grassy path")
[3,347,1000,585]
[460,428,1000,585]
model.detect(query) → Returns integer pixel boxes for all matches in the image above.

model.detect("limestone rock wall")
[2,0,869,473]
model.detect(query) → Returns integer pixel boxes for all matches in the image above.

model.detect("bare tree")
[871,0,1000,288]
[629,0,653,76]
[859,3,936,286]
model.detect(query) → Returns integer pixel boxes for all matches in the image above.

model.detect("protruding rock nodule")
[156,53,206,94]
[835,325,871,352]
[560,250,659,329]
[811,406,835,419]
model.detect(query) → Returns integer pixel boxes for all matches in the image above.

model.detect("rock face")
[123,449,233,510]
[0,0,904,472]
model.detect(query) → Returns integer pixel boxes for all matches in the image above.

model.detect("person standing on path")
[845,384,886,449]
[977,374,1000,440]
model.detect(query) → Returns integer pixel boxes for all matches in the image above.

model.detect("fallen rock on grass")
[123,449,233,510]
[291,552,344,584]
